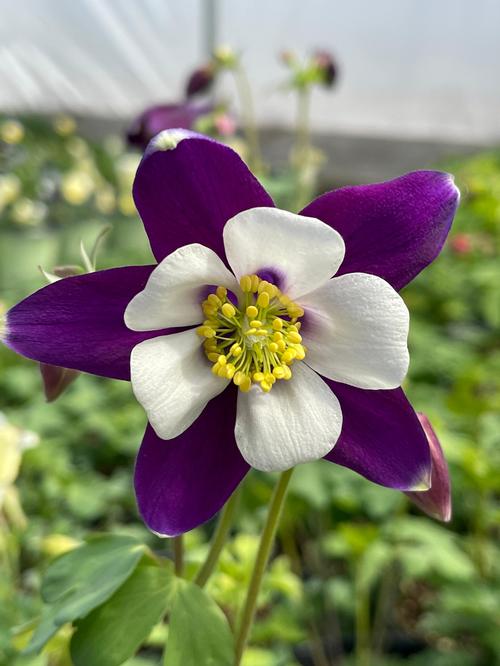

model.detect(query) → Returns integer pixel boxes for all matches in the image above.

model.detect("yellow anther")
[260,380,272,393]
[218,366,228,378]
[250,274,260,292]
[239,376,252,392]
[197,326,216,338]
[203,319,218,328]
[288,305,304,318]
[253,372,265,382]
[257,292,269,308]
[211,362,221,375]
[264,372,276,384]
[283,366,292,380]
[233,371,244,386]
[295,322,302,331]
[288,324,298,333]
[287,331,302,344]
[273,366,285,379]
[240,275,252,292]
[233,346,242,357]
[257,280,269,293]
[268,342,279,353]
[221,302,236,318]
[203,304,217,317]
[225,364,236,379]
[277,339,286,352]
[282,349,297,364]
[207,294,221,307]
[207,352,220,362]
[272,318,284,331]
[255,329,268,337]
[245,328,257,336]
[246,305,258,318]
[264,283,278,298]
[218,355,227,365]
[216,286,227,300]
[250,320,263,328]
[279,295,291,306]
[294,344,306,360]
[272,331,283,341]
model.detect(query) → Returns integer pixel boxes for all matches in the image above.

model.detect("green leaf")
[25,535,145,654]
[164,580,234,666]
[70,562,175,666]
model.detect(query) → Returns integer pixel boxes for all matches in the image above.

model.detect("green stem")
[295,85,311,160]
[355,566,371,666]
[234,468,294,664]
[173,535,184,577]
[195,490,240,588]
[234,64,263,173]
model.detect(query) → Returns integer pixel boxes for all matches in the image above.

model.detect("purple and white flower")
[1,130,459,536]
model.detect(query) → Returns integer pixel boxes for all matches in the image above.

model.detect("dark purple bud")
[312,50,338,87]
[185,64,215,98]
[40,363,79,402]
[405,414,452,522]
[127,103,212,150]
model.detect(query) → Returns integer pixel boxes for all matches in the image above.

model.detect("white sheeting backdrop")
[1,0,499,143]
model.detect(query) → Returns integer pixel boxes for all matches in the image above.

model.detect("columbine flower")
[1,130,459,536]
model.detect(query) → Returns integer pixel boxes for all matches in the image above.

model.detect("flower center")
[196,274,306,393]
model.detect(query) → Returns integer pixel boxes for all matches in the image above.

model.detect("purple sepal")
[405,413,452,521]
[301,171,459,290]
[134,388,249,536]
[3,266,173,380]
[324,382,431,490]
[133,131,274,263]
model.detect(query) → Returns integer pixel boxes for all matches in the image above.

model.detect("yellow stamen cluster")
[196,275,306,393]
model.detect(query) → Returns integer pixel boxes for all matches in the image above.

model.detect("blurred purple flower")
[405,414,452,521]
[127,103,211,150]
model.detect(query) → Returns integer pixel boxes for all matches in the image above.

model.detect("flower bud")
[185,63,215,98]
[127,103,212,150]
[311,50,338,87]
[405,414,451,521]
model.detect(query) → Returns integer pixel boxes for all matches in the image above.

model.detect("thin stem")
[173,535,184,577]
[234,468,294,664]
[234,64,263,173]
[295,85,311,160]
[195,489,240,588]
[354,566,371,666]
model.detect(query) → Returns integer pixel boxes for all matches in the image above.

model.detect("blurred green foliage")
[0,116,499,666]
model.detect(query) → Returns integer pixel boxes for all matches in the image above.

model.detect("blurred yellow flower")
[60,170,95,205]
[95,185,116,214]
[65,136,90,159]
[0,119,24,144]
[118,192,136,216]
[11,198,47,226]
[41,533,80,558]
[53,114,77,136]
[0,173,21,211]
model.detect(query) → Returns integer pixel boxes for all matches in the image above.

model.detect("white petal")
[125,243,238,331]
[235,363,342,472]
[300,273,409,389]
[223,207,345,299]
[130,330,228,439]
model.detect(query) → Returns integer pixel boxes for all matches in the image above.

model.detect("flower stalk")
[173,535,184,577]
[195,489,240,588]
[234,467,294,664]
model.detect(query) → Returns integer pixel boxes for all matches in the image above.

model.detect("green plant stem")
[355,567,371,666]
[173,535,184,577]
[295,85,311,160]
[195,489,240,588]
[234,64,263,173]
[234,468,294,665]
